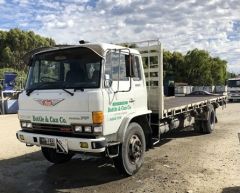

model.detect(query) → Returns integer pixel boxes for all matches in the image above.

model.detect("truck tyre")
[194,120,203,133]
[202,105,215,134]
[113,122,146,176]
[41,147,73,164]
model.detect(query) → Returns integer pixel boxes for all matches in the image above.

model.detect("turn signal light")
[92,111,104,124]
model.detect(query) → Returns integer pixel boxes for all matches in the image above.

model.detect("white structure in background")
[0,90,20,114]
[174,85,193,96]
[175,85,227,96]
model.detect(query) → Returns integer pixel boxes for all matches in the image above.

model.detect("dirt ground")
[0,103,239,193]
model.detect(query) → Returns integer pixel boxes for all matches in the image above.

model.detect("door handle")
[129,98,135,103]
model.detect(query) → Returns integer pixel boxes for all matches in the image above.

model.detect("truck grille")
[32,123,73,133]
[23,123,97,139]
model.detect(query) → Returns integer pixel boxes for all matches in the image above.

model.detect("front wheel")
[113,122,146,176]
[41,147,74,164]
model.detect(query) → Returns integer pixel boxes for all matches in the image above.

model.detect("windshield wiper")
[26,82,75,96]
[63,82,84,93]
[26,82,52,96]
[62,82,74,96]
[62,88,74,96]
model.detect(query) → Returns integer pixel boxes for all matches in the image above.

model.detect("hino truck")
[227,78,240,102]
[16,40,226,175]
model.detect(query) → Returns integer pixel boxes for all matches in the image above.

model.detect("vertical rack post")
[158,41,164,120]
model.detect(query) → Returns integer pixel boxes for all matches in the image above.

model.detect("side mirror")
[126,55,134,77]
[104,74,112,88]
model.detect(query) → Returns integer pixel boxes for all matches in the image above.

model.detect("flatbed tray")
[161,95,226,118]
[164,95,224,110]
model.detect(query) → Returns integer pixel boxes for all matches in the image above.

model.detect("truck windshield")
[228,80,240,87]
[26,47,102,91]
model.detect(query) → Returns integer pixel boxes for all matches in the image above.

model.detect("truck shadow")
[221,186,240,193]
[161,126,202,139]
[153,127,202,148]
[0,151,124,193]
[44,155,123,191]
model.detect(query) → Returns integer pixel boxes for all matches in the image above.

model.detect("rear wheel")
[202,105,215,134]
[194,120,203,133]
[41,147,74,164]
[113,122,146,176]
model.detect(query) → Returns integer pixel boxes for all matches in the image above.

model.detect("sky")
[0,0,239,73]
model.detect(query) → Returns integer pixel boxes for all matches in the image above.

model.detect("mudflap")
[56,138,68,154]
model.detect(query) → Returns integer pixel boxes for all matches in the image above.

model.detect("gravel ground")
[0,103,239,193]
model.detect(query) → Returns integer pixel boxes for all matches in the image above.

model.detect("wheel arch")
[116,111,153,149]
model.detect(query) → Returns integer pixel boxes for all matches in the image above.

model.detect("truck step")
[152,138,160,145]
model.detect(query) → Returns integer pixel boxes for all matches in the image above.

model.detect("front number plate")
[39,137,55,147]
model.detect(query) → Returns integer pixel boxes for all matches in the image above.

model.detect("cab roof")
[33,42,140,58]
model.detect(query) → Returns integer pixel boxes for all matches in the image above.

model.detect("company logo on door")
[108,101,131,112]
[34,98,64,106]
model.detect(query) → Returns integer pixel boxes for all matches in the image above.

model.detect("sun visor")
[80,44,105,58]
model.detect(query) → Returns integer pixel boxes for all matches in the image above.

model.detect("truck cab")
[227,78,240,102]
[17,43,151,175]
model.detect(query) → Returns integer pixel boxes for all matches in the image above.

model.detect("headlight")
[21,122,27,128]
[74,126,83,132]
[93,126,103,133]
[21,121,32,128]
[84,126,92,133]
[74,125,102,134]
[26,122,32,128]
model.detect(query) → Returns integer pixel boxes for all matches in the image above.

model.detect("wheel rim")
[128,134,143,164]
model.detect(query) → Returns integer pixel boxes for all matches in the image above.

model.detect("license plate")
[39,137,55,147]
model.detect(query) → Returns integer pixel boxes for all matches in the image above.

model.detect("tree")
[162,48,228,86]
[211,57,227,85]
[183,49,213,85]
[2,47,15,66]
[0,28,56,69]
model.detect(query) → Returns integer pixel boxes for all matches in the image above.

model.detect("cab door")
[102,50,135,136]
[131,55,147,112]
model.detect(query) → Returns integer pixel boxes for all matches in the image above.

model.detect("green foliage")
[2,47,15,64]
[0,28,55,69]
[163,49,228,86]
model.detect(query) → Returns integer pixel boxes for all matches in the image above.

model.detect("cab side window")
[105,51,129,81]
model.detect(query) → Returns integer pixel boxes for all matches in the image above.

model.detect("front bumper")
[16,130,106,153]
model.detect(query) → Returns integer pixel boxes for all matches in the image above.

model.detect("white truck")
[227,78,240,102]
[16,40,226,175]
